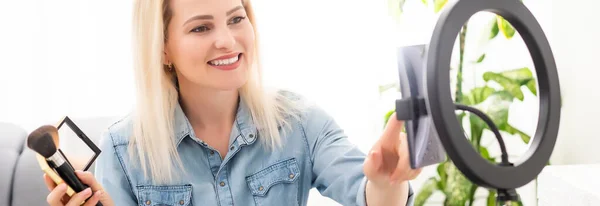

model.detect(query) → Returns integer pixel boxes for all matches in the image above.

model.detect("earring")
[167,63,174,71]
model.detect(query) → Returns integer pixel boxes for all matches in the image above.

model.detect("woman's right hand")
[43,170,115,206]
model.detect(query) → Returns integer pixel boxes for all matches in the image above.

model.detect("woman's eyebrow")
[183,5,244,26]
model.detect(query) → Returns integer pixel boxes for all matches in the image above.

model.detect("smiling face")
[163,0,255,91]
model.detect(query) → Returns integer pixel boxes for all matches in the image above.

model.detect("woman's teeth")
[209,55,239,66]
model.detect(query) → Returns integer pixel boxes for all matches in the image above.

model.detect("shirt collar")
[173,96,258,147]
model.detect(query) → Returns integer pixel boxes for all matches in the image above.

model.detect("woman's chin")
[209,79,248,91]
[181,68,249,91]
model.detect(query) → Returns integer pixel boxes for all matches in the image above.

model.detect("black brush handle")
[55,163,86,192]
[55,163,103,206]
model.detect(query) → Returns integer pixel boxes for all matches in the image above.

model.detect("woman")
[43,0,421,205]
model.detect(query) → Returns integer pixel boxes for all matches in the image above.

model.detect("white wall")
[0,0,135,131]
[549,0,600,165]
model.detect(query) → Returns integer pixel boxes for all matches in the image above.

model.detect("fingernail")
[83,188,91,194]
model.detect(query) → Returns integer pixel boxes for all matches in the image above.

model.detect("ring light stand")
[395,0,561,204]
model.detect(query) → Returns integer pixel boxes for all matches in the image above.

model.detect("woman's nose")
[214,28,236,50]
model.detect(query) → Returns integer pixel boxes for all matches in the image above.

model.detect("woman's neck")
[178,86,239,132]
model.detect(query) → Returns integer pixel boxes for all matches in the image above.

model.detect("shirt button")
[179,200,185,205]
[220,181,226,187]
[230,146,235,150]
[258,186,264,191]
[210,151,214,155]
[145,200,151,205]
[289,174,295,179]
[249,134,254,138]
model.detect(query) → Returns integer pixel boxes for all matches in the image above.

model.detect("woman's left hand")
[363,112,422,187]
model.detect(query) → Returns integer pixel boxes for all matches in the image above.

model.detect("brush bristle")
[27,125,58,158]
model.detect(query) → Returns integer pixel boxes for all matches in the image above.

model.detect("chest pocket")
[136,184,193,206]
[246,158,301,206]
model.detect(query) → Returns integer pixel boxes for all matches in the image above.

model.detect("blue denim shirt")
[94,93,414,206]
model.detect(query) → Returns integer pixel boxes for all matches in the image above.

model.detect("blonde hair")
[130,0,302,184]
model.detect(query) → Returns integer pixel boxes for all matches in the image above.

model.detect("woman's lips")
[210,53,240,61]
[207,53,242,71]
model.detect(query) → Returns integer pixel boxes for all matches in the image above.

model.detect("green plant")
[383,0,538,205]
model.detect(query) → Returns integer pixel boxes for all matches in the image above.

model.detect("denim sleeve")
[302,105,414,206]
[94,130,137,205]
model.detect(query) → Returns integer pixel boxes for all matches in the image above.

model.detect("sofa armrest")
[0,122,27,206]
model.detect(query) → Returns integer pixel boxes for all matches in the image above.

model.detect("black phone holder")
[395,0,561,204]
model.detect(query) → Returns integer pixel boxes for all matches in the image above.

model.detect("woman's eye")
[191,26,209,33]
[229,16,246,25]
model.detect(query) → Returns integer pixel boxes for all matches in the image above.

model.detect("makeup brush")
[27,125,102,206]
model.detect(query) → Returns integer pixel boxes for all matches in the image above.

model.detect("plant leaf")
[384,109,394,126]
[496,16,516,39]
[388,0,406,20]
[464,86,496,106]
[437,161,448,190]
[483,67,536,101]
[434,0,448,13]
[468,184,479,206]
[490,18,499,39]
[415,177,439,206]
[464,86,496,146]
[469,112,486,146]
[483,73,524,101]
[421,0,428,6]
[526,79,537,95]
[472,91,534,144]
[480,91,513,130]
[479,146,492,161]
[467,91,511,145]
[398,0,407,13]
[504,124,531,144]
[457,111,466,124]
[444,163,472,205]
[498,67,534,84]
[487,190,497,206]
[475,54,486,63]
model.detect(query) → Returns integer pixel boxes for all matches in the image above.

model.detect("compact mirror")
[55,116,101,171]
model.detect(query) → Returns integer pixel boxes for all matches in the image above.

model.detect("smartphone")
[396,44,447,169]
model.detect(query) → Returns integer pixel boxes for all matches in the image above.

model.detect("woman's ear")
[162,50,170,65]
